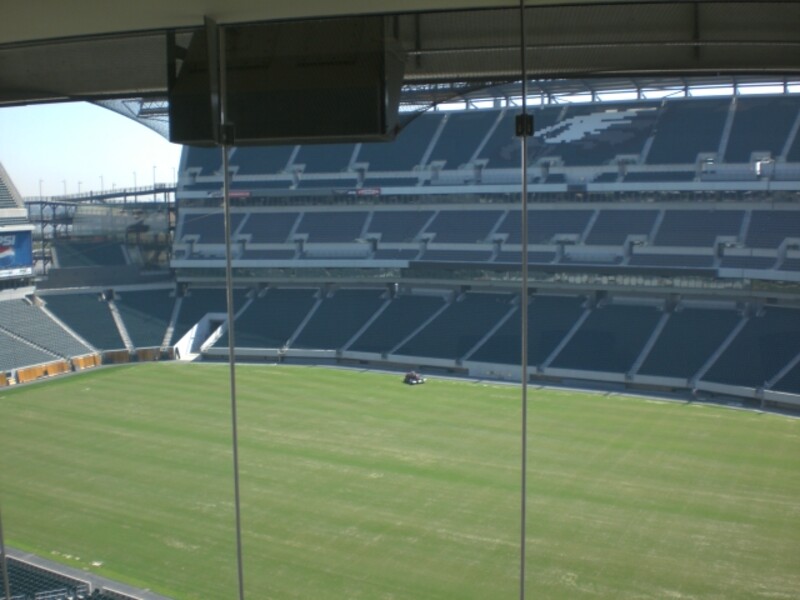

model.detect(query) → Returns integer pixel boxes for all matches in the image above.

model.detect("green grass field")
[1,363,798,599]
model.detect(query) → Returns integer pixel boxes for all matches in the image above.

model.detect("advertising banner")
[0,229,33,279]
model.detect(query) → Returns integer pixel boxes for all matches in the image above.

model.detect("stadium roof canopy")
[1,0,798,137]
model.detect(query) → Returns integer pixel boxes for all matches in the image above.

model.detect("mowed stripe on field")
[0,363,798,599]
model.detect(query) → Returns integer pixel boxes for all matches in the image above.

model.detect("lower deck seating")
[550,303,662,373]
[42,294,125,350]
[0,298,93,358]
[638,307,741,380]
[703,307,800,389]
[396,292,515,360]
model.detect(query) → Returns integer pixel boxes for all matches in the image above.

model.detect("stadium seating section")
[5,558,90,600]
[42,294,126,350]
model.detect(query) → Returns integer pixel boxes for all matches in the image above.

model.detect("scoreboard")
[0,228,33,279]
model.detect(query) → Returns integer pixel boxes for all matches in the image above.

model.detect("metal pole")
[0,505,12,600]
[217,24,246,600]
[518,1,530,599]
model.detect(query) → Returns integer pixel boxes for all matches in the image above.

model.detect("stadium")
[1,2,799,599]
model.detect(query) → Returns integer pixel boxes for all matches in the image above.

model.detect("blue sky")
[0,102,182,198]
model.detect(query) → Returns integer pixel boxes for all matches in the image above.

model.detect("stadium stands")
[646,98,729,164]
[0,174,19,209]
[358,113,443,171]
[637,306,742,380]
[653,209,744,247]
[428,110,498,168]
[535,102,658,166]
[497,209,594,244]
[292,289,386,350]
[114,289,175,348]
[238,212,301,244]
[41,293,125,350]
[422,210,503,243]
[178,212,245,244]
[549,303,662,373]
[232,145,293,175]
[348,294,446,354]
[172,288,247,343]
[745,210,800,248]
[772,360,800,395]
[0,299,93,358]
[294,211,368,243]
[469,294,587,366]
[703,307,800,389]
[220,287,318,348]
[0,328,59,372]
[5,558,89,600]
[367,210,434,243]
[724,96,800,163]
[395,292,515,360]
[293,143,356,173]
[584,209,659,245]
[183,146,222,175]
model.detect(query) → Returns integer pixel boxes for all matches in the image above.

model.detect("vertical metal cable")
[0,506,11,600]
[518,1,530,599]
[218,25,247,600]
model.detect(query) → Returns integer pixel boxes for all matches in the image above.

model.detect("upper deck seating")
[494,251,557,264]
[653,210,744,247]
[183,146,222,175]
[584,209,659,245]
[497,210,594,244]
[238,212,300,244]
[427,110,498,168]
[373,249,420,260]
[646,98,729,164]
[781,258,800,271]
[420,249,493,262]
[361,176,419,188]
[358,113,443,171]
[719,256,778,269]
[241,249,297,259]
[422,210,504,243]
[745,210,800,249]
[178,212,245,244]
[231,145,293,174]
[295,178,358,189]
[292,143,355,173]
[534,102,658,166]
[295,211,368,243]
[368,210,433,243]
[0,176,19,208]
[724,96,800,163]
[623,171,695,182]
[628,254,715,269]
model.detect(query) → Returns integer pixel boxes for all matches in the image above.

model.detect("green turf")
[0,363,798,599]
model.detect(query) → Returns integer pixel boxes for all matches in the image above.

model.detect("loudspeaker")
[168,16,405,146]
